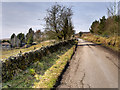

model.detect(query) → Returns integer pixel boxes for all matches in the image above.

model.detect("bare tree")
[107,1,118,17]
[44,4,74,40]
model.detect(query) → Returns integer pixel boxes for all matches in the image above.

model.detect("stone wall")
[2,39,76,82]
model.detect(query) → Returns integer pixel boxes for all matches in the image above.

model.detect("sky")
[1,2,113,39]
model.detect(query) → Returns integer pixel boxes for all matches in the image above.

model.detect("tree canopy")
[17,33,25,46]
[45,4,74,40]
[11,33,16,39]
[89,15,120,37]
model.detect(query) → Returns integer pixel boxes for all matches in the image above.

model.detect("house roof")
[1,42,10,45]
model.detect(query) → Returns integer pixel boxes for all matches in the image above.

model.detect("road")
[58,39,119,88]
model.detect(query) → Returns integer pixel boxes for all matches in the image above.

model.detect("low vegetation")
[2,43,75,88]
[82,34,120,52]
[33,45,75,88]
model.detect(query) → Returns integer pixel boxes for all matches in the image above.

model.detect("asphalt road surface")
[58,39,119,88]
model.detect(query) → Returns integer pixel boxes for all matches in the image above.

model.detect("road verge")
[33,44,77,88]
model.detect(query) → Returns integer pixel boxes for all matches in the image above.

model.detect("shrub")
[29,69,35,75]
[38,62,44,69]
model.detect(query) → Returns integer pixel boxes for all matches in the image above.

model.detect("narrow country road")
[58,39,119,88]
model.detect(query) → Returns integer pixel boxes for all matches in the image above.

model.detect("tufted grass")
[33,45,75,88]
[82,34,120,52]
[2,44,74,88]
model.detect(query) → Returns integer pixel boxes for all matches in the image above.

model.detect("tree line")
[89,2,120,37]
[89,15,120,37]
[9,4,75,48]
[10,28,45,47]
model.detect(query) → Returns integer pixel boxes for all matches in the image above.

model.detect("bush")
[38,62,44,70]
[29,69,35,75]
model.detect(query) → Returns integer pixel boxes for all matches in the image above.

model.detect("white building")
[1,42,11,49]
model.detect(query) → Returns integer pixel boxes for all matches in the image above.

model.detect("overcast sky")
[1,2,112,39]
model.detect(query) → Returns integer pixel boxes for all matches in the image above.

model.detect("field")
[1,40,56,60]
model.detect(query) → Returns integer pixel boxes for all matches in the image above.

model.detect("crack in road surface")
[58,39,118,88]
[80,73,85,88]
[87,84,91,88]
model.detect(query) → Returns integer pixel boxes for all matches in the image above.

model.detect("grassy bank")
[1,40,55,60]
[2,44,75,88]
[82,34,120,52]
[33,45,75,88]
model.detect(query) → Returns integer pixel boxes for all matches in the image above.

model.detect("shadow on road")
[77,43,101,47]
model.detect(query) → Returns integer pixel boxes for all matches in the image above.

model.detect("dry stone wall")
[2,39,76,82]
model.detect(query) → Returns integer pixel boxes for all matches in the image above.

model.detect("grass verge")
[33,45,75,88]
[82,34,120,52]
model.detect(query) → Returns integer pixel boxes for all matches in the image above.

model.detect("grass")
[33,45,75,88]
[82,34,120,52]
[2,44,74,88]
[1,40,56,60]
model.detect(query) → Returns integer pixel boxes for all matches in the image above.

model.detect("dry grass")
[82,34,120,52]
